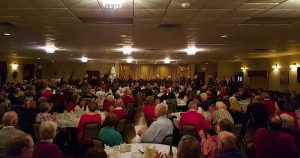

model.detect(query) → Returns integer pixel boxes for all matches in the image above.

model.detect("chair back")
[162,134,173,146]
[0,148,6,158]
[127,103,135,122]
[166,99,177,113]
[33,123,41,140]
[143,111,151,127]
[182,124,198,139]
[83,122,100,141]
[115,118,127,133]
[233,124,242,137]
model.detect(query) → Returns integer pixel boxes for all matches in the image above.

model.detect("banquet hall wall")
[2,54,300,93]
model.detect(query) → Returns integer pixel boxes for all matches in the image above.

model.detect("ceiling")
[1,0,300,63]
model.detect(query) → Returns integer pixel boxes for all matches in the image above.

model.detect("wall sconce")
[241,66,248,71]
[11,63,19,70]
[290,63,298,71]
[272,64,280,69]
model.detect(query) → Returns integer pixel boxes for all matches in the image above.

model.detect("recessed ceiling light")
[42,44,57,54]
[121,35,127,38]
[185,46,203,55]
[13,54,17,56]
[3,33,11,36]
[126,57,133,63]
[121,46,134,55]
[206,63,209,65]
[221,35,228,38]
[181,2,190,8]
[37,58,40,60]
[164,58,171,64]
[101,0,125,9]
[81,56,88,62]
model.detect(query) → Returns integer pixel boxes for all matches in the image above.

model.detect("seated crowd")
[0,75,299,158]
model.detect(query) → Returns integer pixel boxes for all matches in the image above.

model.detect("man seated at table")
[178,102,211,133]
[0,111,25,149]
[138,103,173,143]
[255,114,298,158]
[215,131,247,158]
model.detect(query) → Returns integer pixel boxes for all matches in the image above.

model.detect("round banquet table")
[56,111,106,128]
[108,143,177,158]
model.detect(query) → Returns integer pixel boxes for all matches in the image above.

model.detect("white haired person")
[32,121,63,158]
[280,113,300,156]
[212,101,234,129]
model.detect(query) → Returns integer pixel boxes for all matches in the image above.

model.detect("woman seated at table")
[32,121,63,158]
[66,94,79,112]
[143,96,156,124]
[98,113,123,147]
[103,95,115,112]
[35,102,56,122]
[121,89,135,107]
[78,100,102,142]
[112,99,128,119]
[228,96,243,124]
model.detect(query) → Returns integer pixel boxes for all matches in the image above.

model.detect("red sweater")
[178,110,210,133]
[103,100,115,112]
[255,128,298,158]
[112,108,128,119]
[260,99,276,115]
[122,95,135,107]
[143,105,155,124]
[32,142,63,158]
[66,102,76,112]
[78,113,101,142]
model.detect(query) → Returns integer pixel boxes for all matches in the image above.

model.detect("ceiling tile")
[274,0,300,9]
[195,9,231,18]
[238,3,279,9]
[2,8,40,16]
[203,0,247,9]
[134,0,172,9]
[258,9,300,17]
[134,9,165,18]
[38,8,74,17]
[161,18,188,24]
[134,18,161,24]
[71,9,103,17]
[228,9,265,17]
[0,0,32,8]
[52,17,81,24]
[27,0,66,8]
[62,0,100,9]
[168,0,208,9]
[164,9,198,19]
[102,9,133,18]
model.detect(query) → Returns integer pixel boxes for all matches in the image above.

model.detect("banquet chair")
[182,124,198,140]
[127,103,136,123]
[166,99,177,113]
[162,134,173,146]
[0,148,6,158]
[33,123,41,141]
[233,124,246,151]
[143,111,151,127]
[82,122,100,141]
[115,117,127,142]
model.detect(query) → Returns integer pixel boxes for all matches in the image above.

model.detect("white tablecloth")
[57,111,105,128]
[108,143,177,158]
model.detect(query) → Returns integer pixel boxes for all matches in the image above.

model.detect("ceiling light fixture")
[11,63,19,70]
[81,56,88,63]
[101,0,125,9]
[164,58,171,64]
[221,35,228,38]
[186,47,198,55]
[126,57,133,63]
[241,66,248,71]
[272,64,280,69]
[290,63,298,70]
[3,33,11,36]
[121,46,133,55]
[43,45,57,54]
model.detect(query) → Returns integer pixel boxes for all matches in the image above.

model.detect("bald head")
[177,135,200,158]
[154,103,167,118]
[2,111,18,126]
[217,131,236,152]
[269,114,282,131]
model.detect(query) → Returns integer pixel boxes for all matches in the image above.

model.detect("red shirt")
[66,102,76,112]
[255,128,298,158]
[122,95,135,107]
[178,110,210,133]
[42,90,53,100]
[260,99,276,115]
[113,108,128,119]
[103,100,115,112]
[143,105,155,124]
[78,113,101,142]
[32,142,63,158]
[278,111,299,130]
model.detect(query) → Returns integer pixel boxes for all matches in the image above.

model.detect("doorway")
[0,61,7,84]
